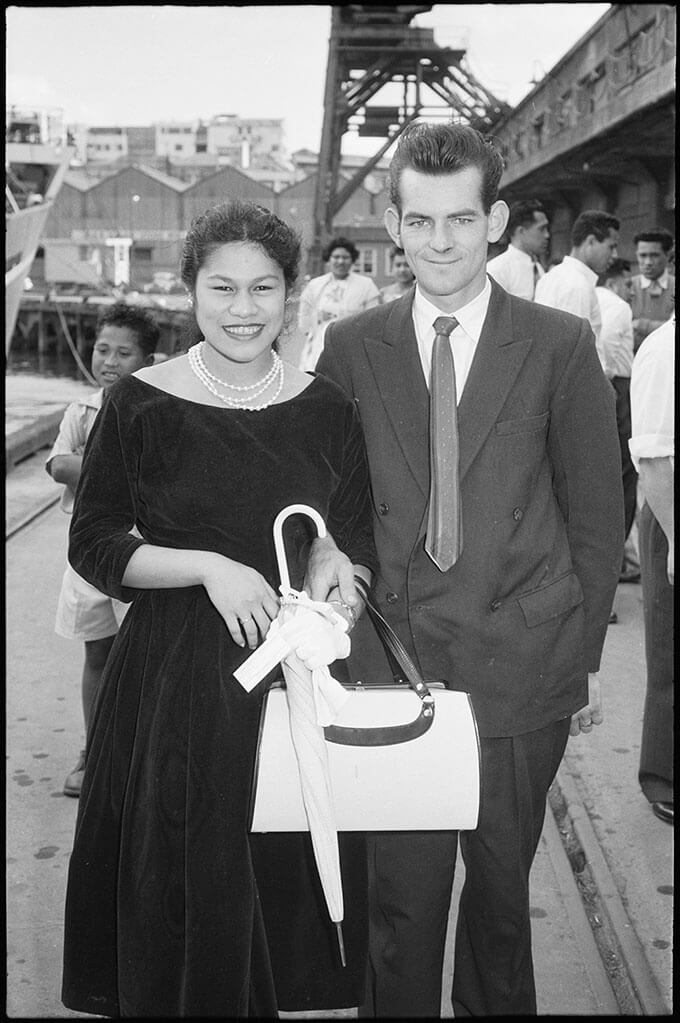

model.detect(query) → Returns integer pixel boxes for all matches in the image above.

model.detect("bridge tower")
[310,5,510,273]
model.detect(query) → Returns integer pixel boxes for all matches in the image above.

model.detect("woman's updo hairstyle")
[180,200,301,294]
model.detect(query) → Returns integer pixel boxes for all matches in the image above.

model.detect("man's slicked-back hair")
[388,122,505,215]
[571,210,620,248]
[507,199,547,237]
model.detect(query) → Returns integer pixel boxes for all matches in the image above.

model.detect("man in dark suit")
[306,123,624,1016]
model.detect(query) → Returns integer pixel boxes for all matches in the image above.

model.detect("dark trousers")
[638,502,674,803]
[611,376,638,540]
[357,716,571,1017]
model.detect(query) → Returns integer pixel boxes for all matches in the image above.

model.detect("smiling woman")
[60,200,378,1016]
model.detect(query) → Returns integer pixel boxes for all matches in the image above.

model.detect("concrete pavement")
[5,372,673,1017]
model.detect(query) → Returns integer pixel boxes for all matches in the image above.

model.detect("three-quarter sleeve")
[327,399,379,576]
[68,385,146,602]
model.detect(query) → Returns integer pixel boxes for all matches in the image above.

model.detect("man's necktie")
[425,316,462,571]
[532,258,541,299]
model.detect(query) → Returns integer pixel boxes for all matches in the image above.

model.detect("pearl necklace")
[193,341,280,393]
[188,343,284,411]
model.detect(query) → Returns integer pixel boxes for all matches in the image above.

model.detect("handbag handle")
[323,578,436,747]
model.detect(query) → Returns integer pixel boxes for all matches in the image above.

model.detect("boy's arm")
[46,403,87,481]
[48,453,83,491]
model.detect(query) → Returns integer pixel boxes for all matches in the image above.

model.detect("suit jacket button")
[489,598,502,611]
[386,592,399,604]
[513,507,523,521]
[379,503,389,515]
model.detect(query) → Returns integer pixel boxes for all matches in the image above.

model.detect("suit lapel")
[457,281,533,480]
[362,290,431,498]
[360,282,534,496]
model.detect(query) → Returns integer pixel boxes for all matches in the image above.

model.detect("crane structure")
[310,5,510,272]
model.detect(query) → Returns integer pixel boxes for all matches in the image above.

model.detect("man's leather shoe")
[619,569,641,583]
[652,801,674,824]
[608,610,618,624]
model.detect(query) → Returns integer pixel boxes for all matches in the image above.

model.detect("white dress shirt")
[486,244,544,301]
[629,317,675,472]
[595,286,634,380]
[412,278,492,402]
[534,255,605,371]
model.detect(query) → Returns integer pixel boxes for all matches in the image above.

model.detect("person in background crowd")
[486,198,550,300]
[380,244,415,303]
[46,303,159,797]
[595,259,640,587]
[61,200,377,1017]
[629,315,674,826]
[630,228,675,351]
[534,209,619,377]
[308,121,623,1018]
[535,211,621,625]
[297,235,380,370]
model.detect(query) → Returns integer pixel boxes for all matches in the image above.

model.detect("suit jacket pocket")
[495,411,550,435]
[517,571,584,628]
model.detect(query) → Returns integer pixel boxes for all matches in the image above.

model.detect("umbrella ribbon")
[233,588,351,724]
[234,587,351,966]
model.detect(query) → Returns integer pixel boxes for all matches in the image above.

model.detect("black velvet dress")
[61,373,378,1018]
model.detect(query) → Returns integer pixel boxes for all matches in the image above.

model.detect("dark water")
[6,348,88,381]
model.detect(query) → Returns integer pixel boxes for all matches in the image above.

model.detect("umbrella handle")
[273,504,327,592]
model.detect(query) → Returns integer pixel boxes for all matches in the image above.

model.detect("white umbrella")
[235,504,350,965]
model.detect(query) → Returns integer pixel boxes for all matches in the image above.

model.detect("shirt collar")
[83,388,104,410]
[639,271,669,290]
[413,277,492,345]
[507,243,535,266]
[562,254,599,287]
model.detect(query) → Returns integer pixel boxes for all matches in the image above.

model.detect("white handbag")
[249,582,481,833]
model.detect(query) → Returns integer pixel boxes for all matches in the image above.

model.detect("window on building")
[356,247,377,275]
[134,247,153,262]
[78,246,89,261]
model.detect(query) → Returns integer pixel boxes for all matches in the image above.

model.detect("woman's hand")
[201,555,280,649]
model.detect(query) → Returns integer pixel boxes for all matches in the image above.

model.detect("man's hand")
[569,672,603,736]
[304,534,358,606]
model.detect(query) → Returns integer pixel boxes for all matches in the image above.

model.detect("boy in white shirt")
[46,303,159,796]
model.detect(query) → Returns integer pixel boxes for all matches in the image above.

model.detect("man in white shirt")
[596,259,639,584]
[630,229,675,351]
[486,199,549,300]
[534,209,620,373]
[629,316,675,825]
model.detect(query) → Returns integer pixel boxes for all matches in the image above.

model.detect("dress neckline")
[127,371,320,411]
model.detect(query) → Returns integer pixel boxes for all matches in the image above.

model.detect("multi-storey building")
[155,122,198,159]
[85,126,128,163]
[72,114,287,172]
